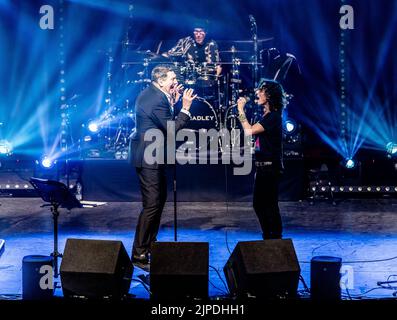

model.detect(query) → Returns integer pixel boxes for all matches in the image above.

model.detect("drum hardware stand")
[60,94,78,153]
[103,47,115,153]
[123,3,134,50]
[273,53,298,81]
[111,99,135,157]
[217,76,227,153]
[133,58,151,90]
[227,54,242,149]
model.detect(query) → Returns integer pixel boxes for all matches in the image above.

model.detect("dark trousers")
[253,166,283,239]
[133,167,167,256]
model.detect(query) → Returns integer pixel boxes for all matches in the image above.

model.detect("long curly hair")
[257,79,285,113]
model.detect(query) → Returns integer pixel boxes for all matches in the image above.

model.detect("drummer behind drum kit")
[91,31,295,158]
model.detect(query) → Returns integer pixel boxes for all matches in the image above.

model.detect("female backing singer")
[237,79,285,239]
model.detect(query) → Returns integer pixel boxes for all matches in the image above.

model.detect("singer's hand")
[237,97,248,113]
[216,65,222,76]
[182,88,197,111]
[171,84,184,104]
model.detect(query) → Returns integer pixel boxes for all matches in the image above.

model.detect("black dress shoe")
[132,254,150,272]
[132,253,149,262]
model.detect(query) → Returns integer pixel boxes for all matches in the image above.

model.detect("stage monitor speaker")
[310,256,342,300]
[60,238,133,299]
[223,239,300,299]
[150,242,209,300]
[22,255,54,300]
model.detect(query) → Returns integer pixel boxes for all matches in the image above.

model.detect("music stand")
[29,177,82,278]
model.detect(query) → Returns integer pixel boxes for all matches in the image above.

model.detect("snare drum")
[175,98,219,152]
[177,61,198,85]
[196,63,217,88]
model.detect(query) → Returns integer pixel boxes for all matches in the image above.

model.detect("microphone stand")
[172,102,178,242]
[249,15,258,87]
[173,162,177,241]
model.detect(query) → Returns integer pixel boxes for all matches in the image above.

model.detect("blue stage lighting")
[0,140,13,155]
[386,142,397,155]
[283,119,297,134]
[39,156,56,169]
[345,159,356,169]
[88,121,99,133]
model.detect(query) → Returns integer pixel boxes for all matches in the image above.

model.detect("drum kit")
[90,32,296,157]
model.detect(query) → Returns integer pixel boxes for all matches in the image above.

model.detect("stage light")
[88,121,99,133]
[283,119,297,134]
[344,159,356,169]
[386,142,397,155]
[115,150,129,160]
[39,156,56,169]
[0,140,13,155]
[121,150,129,160]
[115,151,122,160]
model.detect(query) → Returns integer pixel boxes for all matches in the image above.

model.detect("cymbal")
[232,37,274,43]
[219,50,249,53]
[131,50,159,57]
[219,62,262,65]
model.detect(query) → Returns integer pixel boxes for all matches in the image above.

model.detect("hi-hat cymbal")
[232,37,274,43]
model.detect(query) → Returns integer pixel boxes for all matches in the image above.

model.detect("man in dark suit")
[129,65,196,269]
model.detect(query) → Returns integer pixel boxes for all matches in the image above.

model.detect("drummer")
[163,20,222,77]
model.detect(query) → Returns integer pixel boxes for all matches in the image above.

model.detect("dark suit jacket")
[129,83,190,169]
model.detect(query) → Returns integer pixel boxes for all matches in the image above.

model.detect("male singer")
[129,65,196,270]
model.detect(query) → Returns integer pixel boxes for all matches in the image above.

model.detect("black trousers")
[253,166,283,239]
[133,167,167,256]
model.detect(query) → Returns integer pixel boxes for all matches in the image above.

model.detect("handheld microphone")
[177,86,184,94]
[231,96,251,107]
[242,96,251,103]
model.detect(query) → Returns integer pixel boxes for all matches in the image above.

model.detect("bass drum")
[175,98,219,152]
[176,98,218,131]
